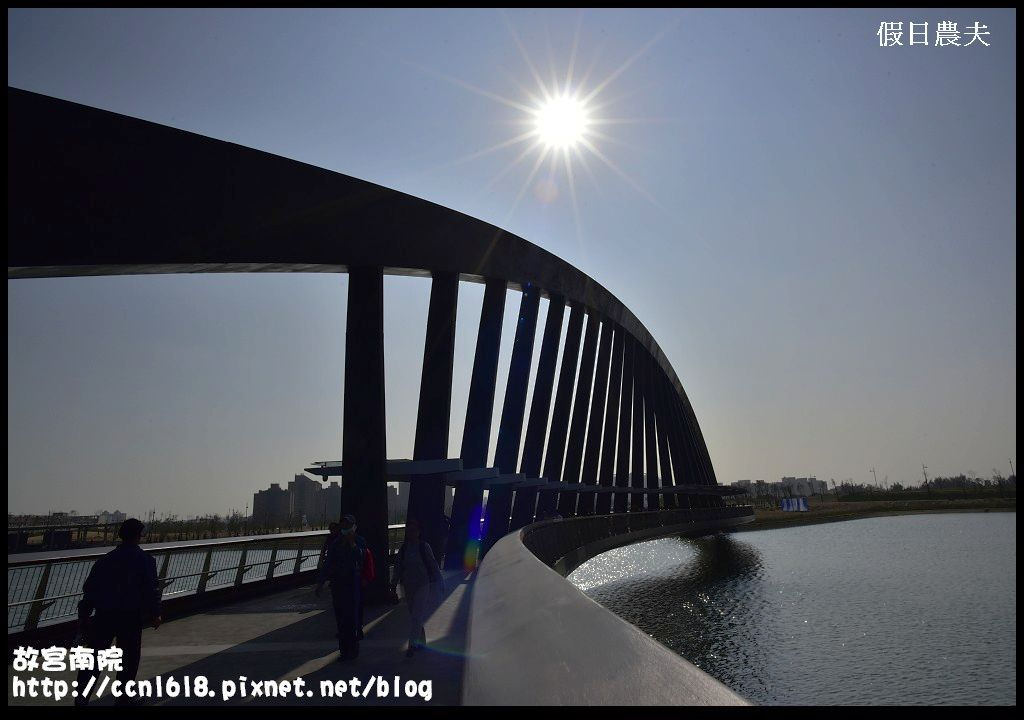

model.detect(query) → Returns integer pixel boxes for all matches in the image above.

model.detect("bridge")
[8,86,755,704]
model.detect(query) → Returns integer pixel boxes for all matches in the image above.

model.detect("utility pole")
[922,463,930,495]
[870,467,878,491]
[1010,459,1016,479]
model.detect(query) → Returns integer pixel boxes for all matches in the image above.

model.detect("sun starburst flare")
[533,94,591,150]
[408,11,681,242]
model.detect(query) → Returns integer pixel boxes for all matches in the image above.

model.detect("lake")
[568,511,1016,705]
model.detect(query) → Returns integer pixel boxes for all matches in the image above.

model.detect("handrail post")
[196,548,214,594]
[24,561,53,631]
[266,544,278,581]
[234,547,249,587]
[157,552,171,591]
[292,540,305,574]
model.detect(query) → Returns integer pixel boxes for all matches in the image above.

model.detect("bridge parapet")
[522,505,755,575]
[464,507,754,705]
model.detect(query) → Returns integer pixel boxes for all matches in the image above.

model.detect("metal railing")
[8,525,407,633]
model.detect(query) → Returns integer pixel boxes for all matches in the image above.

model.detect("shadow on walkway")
[8,570,474,707]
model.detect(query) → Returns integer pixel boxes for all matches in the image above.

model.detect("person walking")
[315,515,365,661]
[392,517,444,657]
[74,518,162,706]
[320,521,340,562]
[342,514,374,641]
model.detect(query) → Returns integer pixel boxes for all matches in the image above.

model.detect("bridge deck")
[9,570,472,706]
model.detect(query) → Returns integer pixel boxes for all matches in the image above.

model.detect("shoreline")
[729,499,1015,533]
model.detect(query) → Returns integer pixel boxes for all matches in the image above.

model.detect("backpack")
[361,545,376,584]
[398,540,441,584]
[352,534,375,584]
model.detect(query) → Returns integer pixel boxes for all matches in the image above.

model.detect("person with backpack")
[315,514,365,661]
[347,514,375,640]
[392,516,444,657]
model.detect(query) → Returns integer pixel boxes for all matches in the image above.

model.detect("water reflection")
[573,534,770,698]
[569,514,1017,705]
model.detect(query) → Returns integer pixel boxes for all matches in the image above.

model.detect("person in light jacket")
[392,517,444,657]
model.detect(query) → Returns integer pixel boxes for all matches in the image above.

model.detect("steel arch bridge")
[8,87,749,601]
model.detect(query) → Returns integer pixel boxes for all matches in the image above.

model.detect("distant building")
[96,510,127,526]
[731,478,826,498]
[323,482,342,524]
[288,474,323,525]
[251,475,439,530]
[731,479,770,497]
[387,483,411,525]
[252,483,290,528]
[781,476,828,496]
[386,485,399,524]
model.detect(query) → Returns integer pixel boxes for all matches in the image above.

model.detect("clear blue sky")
[7,9,1016,517]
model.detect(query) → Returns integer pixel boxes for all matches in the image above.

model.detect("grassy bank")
[731,496,1016,532]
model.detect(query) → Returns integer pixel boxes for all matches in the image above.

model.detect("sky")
[7,8,1016,517]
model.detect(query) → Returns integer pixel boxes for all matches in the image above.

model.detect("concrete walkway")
[9,569,473,707]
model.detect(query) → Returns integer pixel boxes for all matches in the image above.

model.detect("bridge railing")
[7,525,407,634]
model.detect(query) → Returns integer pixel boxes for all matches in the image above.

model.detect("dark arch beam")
[7,86,728,543]
[630,342,646,512]
[481,284,541,554]
[446,278,506,570]
[595,328,624,515]
[642,353,661,508]
[509,294,565,531]
[342,266,389,601]
[577,319,613,516]
[7,87,690,403]
[535,304,584,520]
[557,311,599,518]
[613,335,635,513]
[409,271,460,559]
[650,353,678,509]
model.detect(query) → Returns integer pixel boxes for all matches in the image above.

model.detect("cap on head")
[341,514,356,525]
[119,518,145,542]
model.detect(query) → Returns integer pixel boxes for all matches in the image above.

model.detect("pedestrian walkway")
[9,569,473,706]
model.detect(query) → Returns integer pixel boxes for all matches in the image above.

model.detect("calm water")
[568,512,1016,705]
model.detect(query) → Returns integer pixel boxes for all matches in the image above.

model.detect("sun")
[533,95,590,150]
[411,11,679,233]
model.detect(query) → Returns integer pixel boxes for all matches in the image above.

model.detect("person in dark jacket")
[320,522,340,561]
[315,515,365,661]
[75,518,161,706]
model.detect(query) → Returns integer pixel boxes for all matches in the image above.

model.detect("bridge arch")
[8,87,741,601]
